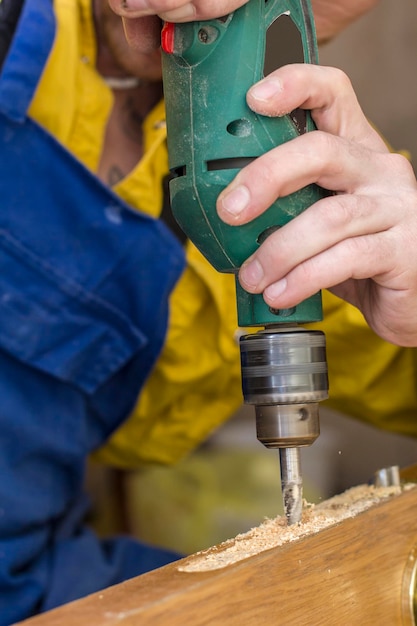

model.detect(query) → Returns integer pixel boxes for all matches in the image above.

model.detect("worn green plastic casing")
[162,0,325,327]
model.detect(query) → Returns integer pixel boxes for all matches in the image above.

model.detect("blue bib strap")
[0,98,185,626]
[0,113,185,396]
[0,0,55,121]
[0,3,186,619]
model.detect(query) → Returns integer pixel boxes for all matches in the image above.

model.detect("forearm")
[312,0,381,44]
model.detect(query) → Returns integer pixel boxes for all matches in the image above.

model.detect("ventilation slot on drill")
[265,14,307,135]
[207,157,255,171]
[171,165,187,177]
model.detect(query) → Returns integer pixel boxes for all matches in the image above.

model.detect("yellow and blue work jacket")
[1,0,417,621]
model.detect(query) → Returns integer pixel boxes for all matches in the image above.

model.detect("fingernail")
[264,278,287,300]
[220,185,250,218]
[249,77,283,102]
[240,259,264,289]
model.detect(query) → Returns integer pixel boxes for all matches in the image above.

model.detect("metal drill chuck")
[240,328,328,448]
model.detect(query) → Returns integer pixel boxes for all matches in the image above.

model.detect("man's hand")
[217,64,417,347]
[108,0,249,49]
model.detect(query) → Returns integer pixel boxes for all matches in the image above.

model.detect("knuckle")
[305,130,339,161]
[295,259,317,286]
[381,152,415,179]
[257,155,280,186]
[301,131,346,178]
[343,235,381,273]
[325,66,353,95]
[325,194,369,229]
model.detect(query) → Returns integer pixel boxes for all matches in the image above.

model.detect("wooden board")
[18,482,417,625]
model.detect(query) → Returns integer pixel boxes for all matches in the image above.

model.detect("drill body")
[161,0,329,524]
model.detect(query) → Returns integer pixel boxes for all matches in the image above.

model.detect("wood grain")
[18,483,417,625]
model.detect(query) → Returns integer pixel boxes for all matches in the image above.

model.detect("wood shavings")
[179,483,414,572]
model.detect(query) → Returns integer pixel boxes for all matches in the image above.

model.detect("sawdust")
[179,483,414,572]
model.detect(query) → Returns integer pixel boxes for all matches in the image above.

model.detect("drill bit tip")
[279,447,303,525]
[282,479,303,525]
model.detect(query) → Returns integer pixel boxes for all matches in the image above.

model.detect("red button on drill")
[161,22,175,54]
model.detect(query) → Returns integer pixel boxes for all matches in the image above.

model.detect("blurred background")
[319,0,417,161]
[89,0,417,557]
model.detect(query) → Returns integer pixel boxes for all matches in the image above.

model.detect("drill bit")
[239,328,327,526]
[279,447,303,525]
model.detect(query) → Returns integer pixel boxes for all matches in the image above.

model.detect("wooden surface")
[19,483,417,626]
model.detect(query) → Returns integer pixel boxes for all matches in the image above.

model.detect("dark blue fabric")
[0,0,185,622]
[0,0,54,121]
[0,0,25,72]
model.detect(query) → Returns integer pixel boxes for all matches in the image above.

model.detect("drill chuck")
[240,328,328,449]
[255,403,320,448]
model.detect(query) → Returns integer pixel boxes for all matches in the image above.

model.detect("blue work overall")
[0,0,185,621]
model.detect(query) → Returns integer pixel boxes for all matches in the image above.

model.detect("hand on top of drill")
[107,0,249,50]
[217,63,417,348]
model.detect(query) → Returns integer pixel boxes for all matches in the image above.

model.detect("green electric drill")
[161,0,328,525]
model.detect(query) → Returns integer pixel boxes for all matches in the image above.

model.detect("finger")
[121,16,162,51]
[162,0,249,20]
[121,1,197,20]
[247,64,387,153]
[217,131,389,226]
[108,0,194,19]
[109,0,248,21]
[238,192,394,294]
[257,232,393,312]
